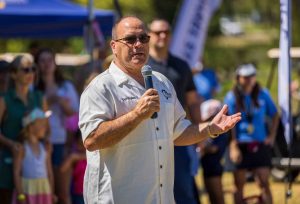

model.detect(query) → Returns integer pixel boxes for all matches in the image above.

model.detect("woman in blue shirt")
[224,64,279,204]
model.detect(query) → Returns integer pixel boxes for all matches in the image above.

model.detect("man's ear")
[110,40,116,55]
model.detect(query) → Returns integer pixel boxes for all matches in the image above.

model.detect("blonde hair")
[9,54,35,88]
[18,125,31,143]
[10,54,34,73]
[18,118,50,143]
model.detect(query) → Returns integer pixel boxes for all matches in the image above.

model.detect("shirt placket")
[153,117,165,204]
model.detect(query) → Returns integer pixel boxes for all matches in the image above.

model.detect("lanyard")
[243,96,254,123]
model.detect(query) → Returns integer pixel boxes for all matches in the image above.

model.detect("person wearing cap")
[79,16,241,204]
[0,54,48,204]
[199,99,228,204]
[13,108,56,204]
[224,63,279,204]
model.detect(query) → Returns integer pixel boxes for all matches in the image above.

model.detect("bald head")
[148,19,171,32]
[112,16,147,40]
[110,16,150,75]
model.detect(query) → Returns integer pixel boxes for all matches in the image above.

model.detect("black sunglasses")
[20,67,36,74]
[115,34,150,44]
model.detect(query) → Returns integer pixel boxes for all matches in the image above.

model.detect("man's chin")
[131,59,147,67]
[156,43,167,49]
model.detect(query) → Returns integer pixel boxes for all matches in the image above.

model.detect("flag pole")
[285,0,293,202]
[278,0,293,203]
[88,0,94,71]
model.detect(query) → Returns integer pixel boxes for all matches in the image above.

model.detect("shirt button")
[159,146,162,150]
[156,127,159,131]
[160,184,163,187]
[160,165,163,169]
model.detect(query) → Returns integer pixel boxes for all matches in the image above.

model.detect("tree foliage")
[2,0,299,54]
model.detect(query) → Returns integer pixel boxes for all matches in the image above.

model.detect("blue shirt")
[22,142,47,179]
[193,69,220,100]
[224,89,277,142]
[194,69,225,153]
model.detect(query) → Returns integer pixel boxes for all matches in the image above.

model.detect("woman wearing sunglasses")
[0,54,48,204]
[35,48,79,204]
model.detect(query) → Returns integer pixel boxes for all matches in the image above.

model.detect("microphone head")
[141,65,152,77]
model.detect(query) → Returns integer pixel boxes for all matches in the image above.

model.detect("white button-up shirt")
[79,62,191,204]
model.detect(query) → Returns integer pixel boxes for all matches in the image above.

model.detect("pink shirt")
[72,159,87,195]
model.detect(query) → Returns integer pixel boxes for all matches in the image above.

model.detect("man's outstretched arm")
[174,105,241,146]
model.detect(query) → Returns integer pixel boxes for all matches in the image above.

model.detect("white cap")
[236,64,256,77]
[201,99,222,121]
[22,108,52,127]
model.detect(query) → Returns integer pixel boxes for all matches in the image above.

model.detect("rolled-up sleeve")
[172,88,192,140]
[79,80,114,142]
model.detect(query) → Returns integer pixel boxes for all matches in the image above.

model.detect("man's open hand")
[209,105,241,135]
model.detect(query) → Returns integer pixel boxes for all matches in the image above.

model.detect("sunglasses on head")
[20,67,36,74]
[115,34,150,44]
[151,30,170,36]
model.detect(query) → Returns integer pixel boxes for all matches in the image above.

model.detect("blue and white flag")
[278,0,292,145]
[169,0,221,69]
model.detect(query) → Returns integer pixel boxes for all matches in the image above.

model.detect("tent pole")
[88,0,94,71]
[113,0,123,18]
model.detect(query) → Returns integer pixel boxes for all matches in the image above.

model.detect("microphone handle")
[144,75,154,89]
[144,76,158,119]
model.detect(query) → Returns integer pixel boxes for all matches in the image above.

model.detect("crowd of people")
[0,16,279,204]
[0,53,84,204]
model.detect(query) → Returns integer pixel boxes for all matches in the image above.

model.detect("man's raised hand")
[133,89,160,120]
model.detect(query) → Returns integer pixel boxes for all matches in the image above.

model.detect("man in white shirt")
[79,16,241,204]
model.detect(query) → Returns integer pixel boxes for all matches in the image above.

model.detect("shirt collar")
[10,88,33,100]
[108,61,145,90]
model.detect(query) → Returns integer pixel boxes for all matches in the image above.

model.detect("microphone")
[141,65,157,119]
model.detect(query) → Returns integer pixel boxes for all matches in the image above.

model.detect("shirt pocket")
[157,101,174,140]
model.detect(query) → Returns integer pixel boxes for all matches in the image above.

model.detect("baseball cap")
[200,99,222,121]
[236,64,256,77]
[22,108,52,127]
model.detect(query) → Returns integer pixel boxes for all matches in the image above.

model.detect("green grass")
[196,171,300,204]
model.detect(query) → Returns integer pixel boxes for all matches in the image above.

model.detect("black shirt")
[147,53,196,107]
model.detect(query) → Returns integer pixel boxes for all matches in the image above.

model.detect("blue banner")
[169,0,221,69]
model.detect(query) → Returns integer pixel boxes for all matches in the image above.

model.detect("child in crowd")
[35,48,79,203]
[199,99,228,204]
[61,130,86,204]
[13,108,56,204]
